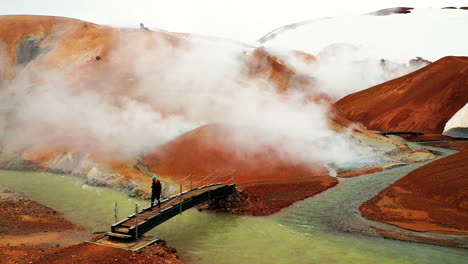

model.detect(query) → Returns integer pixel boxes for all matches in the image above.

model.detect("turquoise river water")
[0,146,466,263]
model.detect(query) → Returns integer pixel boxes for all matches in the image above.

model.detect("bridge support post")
[179,184,183,215]
[114,201,118,223]
[135,204,139,240]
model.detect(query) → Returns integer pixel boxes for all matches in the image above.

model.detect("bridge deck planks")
[109,184,236,241]
[119,185,223,227]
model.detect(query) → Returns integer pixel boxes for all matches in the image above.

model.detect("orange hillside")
[360,150,468,234]
[334,56,468,134]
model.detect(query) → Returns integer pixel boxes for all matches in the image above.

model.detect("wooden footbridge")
[107,170,237,242]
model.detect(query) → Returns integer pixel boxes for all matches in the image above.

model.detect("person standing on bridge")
[151,175,162,209]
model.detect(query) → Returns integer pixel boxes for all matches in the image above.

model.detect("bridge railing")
[112,169,236,224]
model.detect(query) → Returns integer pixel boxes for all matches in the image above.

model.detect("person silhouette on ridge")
[151,175,162,209]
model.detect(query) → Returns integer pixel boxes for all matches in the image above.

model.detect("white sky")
[264,8,468,62]
[2,0,468,43]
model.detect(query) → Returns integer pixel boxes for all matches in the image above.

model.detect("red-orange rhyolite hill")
[360,150,468,234]
[143,123,338,215]
[143,124,329,185]
[334,56,468,134]
[0,15,185,98]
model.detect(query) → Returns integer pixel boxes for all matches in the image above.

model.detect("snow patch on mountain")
[444,103,468,138]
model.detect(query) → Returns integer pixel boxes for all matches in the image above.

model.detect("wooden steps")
[106,232,133,241]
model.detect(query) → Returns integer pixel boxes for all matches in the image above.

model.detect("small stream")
[0,144,466,264]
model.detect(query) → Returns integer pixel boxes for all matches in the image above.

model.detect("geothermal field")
[0,4,467,264]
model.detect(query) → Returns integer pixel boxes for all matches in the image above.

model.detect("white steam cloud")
[269,43,429,100]
[0,33,381,169]
[130,37,378,167]
[1,71,198,160]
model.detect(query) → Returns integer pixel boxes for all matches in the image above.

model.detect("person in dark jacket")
[151,175,162,208]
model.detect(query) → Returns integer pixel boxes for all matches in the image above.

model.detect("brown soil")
[338,165,383,178]
[236,176,338,215]
[422,141,468,151]
[0,199,77,235]
[0,189,78,263]
[0,188,183,264]
[30,241,182,264]
[334,56,468,134]
[0,241,182,264]
[0,247,58,264]
[360,150,468,234]
[398,134,455,142]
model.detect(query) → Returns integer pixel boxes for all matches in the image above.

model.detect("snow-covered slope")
[444,104,468,138]
[261,8,468,63]
[256,8,468,99]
